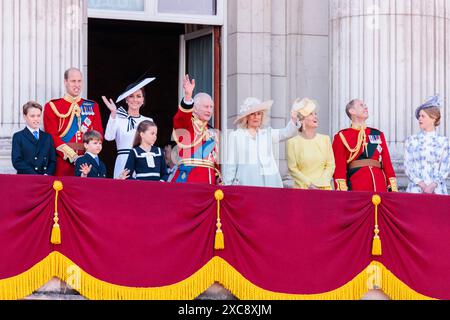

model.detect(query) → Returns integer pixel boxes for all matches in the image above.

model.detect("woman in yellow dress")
[286,98,335,190]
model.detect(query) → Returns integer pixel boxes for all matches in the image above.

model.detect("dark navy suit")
[124,146,169,181]
[74,153,107,178]
[12,128,56,175]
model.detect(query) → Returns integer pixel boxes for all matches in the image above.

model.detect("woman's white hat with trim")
[116,77,156,103]
[234,97,273,124]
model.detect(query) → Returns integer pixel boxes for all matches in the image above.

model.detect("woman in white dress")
[404,95,450,195]
[223,97,299,188]
[102,78,155,178]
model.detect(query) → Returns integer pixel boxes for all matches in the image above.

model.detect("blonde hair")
[237,111,269,129]
[422,106,441,127]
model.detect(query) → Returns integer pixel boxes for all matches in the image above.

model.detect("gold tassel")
[215,229,224,250]
[372,233,382,256]
[51,218,61,245]
[214,190,225,250]
[371,195,382,256]
[51,181,63,245]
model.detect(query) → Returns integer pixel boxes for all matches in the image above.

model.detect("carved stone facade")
[330,0,450,188]
[0,0,86,174]
[227,0,329,178]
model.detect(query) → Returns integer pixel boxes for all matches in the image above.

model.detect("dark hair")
[133,120,157,148]
[83,130,103,144]
[64,67,82,80]
[164,141,177,149]
[126,88,146,108]
[22,101,42,115]
[345,99,357,119]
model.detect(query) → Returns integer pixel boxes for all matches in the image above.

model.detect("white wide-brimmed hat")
[234,97,273,124]
[116,77,156,103]
[291,98,318,117]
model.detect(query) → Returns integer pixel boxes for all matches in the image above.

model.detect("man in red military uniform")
[44,68,103,176]
[171,74,221,184]
[332,99,398,192]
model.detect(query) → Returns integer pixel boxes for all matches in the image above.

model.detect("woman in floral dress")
[404,95,449,195]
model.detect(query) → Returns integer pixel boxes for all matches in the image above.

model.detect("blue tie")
[94,156,99,166]
[33,131,39,140]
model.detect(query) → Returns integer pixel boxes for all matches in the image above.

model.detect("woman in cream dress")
[286,98,335,190]
[223,97,299,188]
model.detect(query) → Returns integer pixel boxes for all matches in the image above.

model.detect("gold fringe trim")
[0,252,435,300]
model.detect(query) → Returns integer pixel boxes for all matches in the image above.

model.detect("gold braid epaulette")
[339,129,367,164]
[172,116,211,149]
[49,101,82,138]
[49,101,74,119]
[172,129,208,149]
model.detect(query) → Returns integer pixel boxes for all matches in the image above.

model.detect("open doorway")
[88,18,184,177]
[88,19,221,177]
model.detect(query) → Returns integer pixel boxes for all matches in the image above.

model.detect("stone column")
[0,0,86,173]
[330,0,450,182]
[227,0,329,182]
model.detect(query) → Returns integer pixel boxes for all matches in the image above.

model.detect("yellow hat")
[291,98,317,117]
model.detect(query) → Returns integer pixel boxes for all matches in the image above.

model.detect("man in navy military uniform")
[12,101,56,175]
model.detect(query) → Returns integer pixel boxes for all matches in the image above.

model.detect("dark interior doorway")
[88,18,184,177]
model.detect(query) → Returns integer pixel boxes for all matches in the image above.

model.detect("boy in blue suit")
[75,130,107,178]
[12,101,56,175]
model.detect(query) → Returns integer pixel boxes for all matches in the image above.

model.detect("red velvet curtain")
[1,174,449,299]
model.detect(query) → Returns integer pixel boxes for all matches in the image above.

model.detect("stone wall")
[0,138,14,174]
[330,0,450,165]
[226,0,330,177]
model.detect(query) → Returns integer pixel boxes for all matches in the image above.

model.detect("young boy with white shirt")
[12,101,56,175]
[75,130,107,178]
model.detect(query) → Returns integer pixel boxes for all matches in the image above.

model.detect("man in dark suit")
[74,130,107,178]
[12,101,56,175]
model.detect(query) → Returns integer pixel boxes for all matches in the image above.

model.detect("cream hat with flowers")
[234,97,274,124]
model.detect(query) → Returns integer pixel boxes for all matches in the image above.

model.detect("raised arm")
[183,74,195,102]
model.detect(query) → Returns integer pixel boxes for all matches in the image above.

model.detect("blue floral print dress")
[404,131,449,195]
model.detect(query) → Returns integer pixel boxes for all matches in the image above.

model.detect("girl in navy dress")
[120,120,169,181]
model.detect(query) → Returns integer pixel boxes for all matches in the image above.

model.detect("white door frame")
[178,28,215,102]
